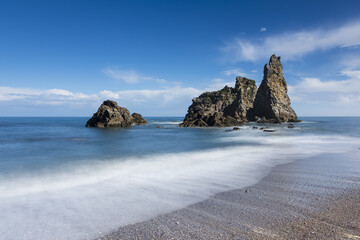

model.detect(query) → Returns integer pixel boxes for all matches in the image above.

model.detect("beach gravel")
[99,153,360,240]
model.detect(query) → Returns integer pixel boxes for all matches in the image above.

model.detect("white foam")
[300,120,318,124]
[0,133,358,240]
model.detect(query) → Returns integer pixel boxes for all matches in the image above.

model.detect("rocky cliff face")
[231,77,258,121]
[252,55,298,123]
[180,77,257,127]
[181,54,298,127]
[86,100,147,128]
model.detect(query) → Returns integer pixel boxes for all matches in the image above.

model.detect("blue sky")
[1,0,360,116]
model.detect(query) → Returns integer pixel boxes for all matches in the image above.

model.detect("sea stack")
[252,54,298,123]
[180,54,298,127]
[86,100,147,128]
[180,77,257,127]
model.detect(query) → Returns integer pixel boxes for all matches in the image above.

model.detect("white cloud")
[46,89,74,96]
[0,85,203,116]
[99,87,201,105]
[341,69,360,79]
[0,87,96,104]
[205,78,235,91]
[0,86,202,105]
[2,69,360,116]
[339,55,360,69]
[103,67,167,84]
[0,86,203,111]
[222,68,247,76]
[338,94,360,104]
[288,69,360,104]
[103,68,140,83]
[260,27,267,32]
[222,20,360,62]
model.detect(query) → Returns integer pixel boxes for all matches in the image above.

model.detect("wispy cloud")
[0,85,203,116]
[103,67,166,84]
[288,69,360,104]
[0,69,245,115]
[339,54,360,69]
[0,87,95,104]
[222,20,360,62]
[2,69,360,116]
[260,27,267,32]
[222,68,247,76]
[205,78,235,91]
[0,86,201,105]
[99,87,201,104]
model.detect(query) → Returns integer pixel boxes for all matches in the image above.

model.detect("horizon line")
[0,115,360,118]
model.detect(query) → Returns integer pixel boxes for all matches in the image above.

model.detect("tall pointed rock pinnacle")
[252,54,298,123]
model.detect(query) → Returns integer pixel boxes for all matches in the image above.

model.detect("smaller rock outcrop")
[86,100,147,128]
[132,113,147,125]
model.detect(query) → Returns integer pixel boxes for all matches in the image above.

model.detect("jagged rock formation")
[231,77,258,121]
[252,54,298,123]
[180,77,257,127]
[86,100,147,128]
[181,54,298,127]
[132,113,147,125]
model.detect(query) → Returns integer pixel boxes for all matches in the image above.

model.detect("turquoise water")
[0,117,359,239]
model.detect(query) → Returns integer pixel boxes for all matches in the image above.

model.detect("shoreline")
[100,151,360,239]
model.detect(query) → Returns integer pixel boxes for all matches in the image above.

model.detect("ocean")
[0,117,359,239]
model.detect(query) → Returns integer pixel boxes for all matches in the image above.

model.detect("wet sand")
[100,152,360,240]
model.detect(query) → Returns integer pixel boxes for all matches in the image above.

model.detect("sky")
[1,0,360,116]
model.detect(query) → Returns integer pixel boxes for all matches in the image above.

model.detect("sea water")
[0,117,359,239]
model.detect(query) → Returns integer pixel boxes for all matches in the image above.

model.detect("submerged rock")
[86,100,146,128]
[263,129,276,132]
[180,77,257,127]
[252,55,298,123]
